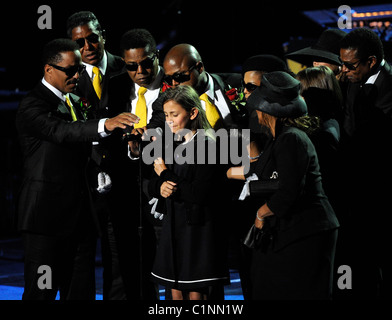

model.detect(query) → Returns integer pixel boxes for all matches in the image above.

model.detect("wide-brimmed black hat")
[242,54,288,74]
[247,71,307,118]
[285,29,347,66]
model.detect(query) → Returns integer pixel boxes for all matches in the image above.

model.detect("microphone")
[122,125,142,142]
[122,126,164,144]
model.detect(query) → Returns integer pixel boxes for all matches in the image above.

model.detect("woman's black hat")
[247,71,307,118]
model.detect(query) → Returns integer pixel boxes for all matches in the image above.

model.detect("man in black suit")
[155,43,246,130]
[66,11,132,300]
[338,27,392,299]
[97,28,164,300]
[66,11,124,120]
[15,38,138,300]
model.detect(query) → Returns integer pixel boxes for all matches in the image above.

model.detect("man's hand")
[127,127,147,157]
[104,113,139,132]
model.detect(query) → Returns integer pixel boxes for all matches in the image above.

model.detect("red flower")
[79,97,91,108]
[225,88,238,101]
[161,82,171,93]
[79,97,92,119]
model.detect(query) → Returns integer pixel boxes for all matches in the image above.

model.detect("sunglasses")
[342,59,362,71]
[164,64,197,85]
[49,63,86,77]
[125,53,157,71]
[242,80,259,92]
[74,33,100,49]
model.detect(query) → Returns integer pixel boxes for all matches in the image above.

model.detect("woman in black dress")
[245,71,340,299]
[148,85,229,300]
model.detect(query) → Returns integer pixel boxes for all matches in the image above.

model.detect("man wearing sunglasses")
[15,39,139,300]
[66,11,124,120]
[153,43,242,131]
[67,11,130,301]
[338,27,392,300]
[95,28,164,300]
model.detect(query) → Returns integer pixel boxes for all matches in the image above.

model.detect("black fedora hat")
[286,29,347,66]
[247,71,307,118]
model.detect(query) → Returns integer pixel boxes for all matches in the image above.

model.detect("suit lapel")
[57,99,70,115]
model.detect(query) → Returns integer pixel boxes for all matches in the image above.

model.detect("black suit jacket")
[74,51,124,170]
[74,51,124,119]
[343,61,392,138]
[249,126,339,251]
[15,82,103,236]
[339,61,392,245]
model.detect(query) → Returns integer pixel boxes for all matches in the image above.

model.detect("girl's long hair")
[162,85,215,139]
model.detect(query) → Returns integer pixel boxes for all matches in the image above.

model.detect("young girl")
[148,85,229,300]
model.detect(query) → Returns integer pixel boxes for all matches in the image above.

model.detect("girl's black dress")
[148,134,230,291]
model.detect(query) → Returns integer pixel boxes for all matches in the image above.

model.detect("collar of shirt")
[41,77,66,102]
[365,59,385,85]
[83,50,107,79]
[201,73,233,125]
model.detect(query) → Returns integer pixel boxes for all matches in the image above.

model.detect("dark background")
[0,0,389,237]
[0,0,345,90]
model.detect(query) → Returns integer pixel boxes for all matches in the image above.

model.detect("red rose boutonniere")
[225,85,246,111]
[226,87,239,101]
[79,97,92,119]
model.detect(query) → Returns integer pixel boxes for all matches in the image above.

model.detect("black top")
[148,134,230,289]
[248,125,339,251]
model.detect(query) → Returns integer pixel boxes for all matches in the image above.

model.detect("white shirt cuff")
[98,118,110,137]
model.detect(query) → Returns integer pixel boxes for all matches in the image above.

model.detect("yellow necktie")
[199,93,222,129]
[65,95,77,121]
[134,86,148,129]
[92,66,102,99]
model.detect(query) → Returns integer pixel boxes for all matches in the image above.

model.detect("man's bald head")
[163,44,207,92]
[164,43,201,67]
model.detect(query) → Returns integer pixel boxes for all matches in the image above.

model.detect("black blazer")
[75,51,125,120]
[249,126,339,251]
[15,82,102,236]
[343,61,392,138]
[75,52,124,168]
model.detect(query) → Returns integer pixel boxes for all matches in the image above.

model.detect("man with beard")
[15,38,138,300]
